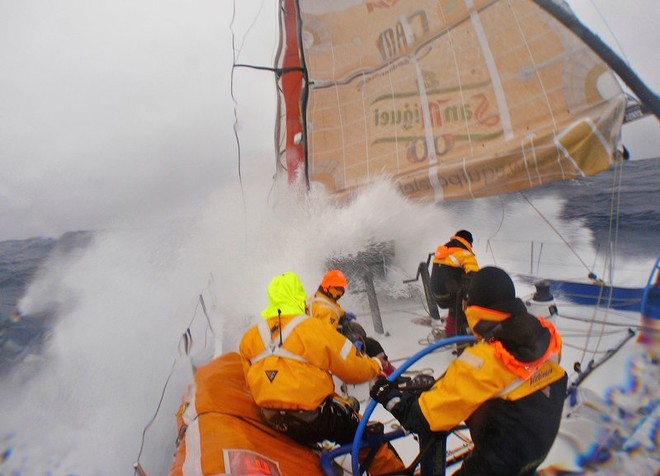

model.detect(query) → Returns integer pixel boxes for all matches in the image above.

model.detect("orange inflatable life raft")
[169,352,324,475]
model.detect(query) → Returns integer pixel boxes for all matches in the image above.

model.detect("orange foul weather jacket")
[432,235,479,273]
[240,315,382,411]
[307,290,344,330]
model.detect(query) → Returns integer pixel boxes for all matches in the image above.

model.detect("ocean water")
[0,157,658,474]
[0,237,56,319]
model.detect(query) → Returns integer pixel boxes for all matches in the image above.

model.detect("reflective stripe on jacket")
[433,244,479,273]
[307,290,343,330]
[239,313,381,410]
[417,318,565,432]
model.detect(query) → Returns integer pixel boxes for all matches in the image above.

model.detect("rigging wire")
[133,291,216,474]
[229,0,249,243]
[229,0,288,238]
[229,0,301,225]
[559,327,628,338]
[563,339,631,355]
[605,160,625,284]
[557,312,643,329]
[514,184,631,369]
[518,191,594,276]
[136,6,271,469]
[493,172,634,371]
[584,0,631,66]
[578,160,627,365]
[233,0,267,58]
[485,195,507,267]
[133,358,178,476]
[577,304,610,367]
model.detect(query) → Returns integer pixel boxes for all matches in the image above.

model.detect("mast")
[533,0,660,120]
[279,0,307,184]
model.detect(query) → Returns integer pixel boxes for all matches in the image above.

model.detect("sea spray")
[0,171,656,473]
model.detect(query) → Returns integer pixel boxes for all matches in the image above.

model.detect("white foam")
[0,176,654,473]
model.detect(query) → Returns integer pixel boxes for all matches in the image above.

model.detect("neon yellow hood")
[261,272,307,319]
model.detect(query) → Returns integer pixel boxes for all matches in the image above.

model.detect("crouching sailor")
[240,272,404,474]
[370,266,567,476]
[308,268,395,375]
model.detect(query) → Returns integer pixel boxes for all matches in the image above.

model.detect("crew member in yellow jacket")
[240,272,391,447]
[430,229,479,336]
[307,269,395,375]
[371,267,567,476]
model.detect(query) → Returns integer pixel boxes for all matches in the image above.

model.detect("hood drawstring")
[277,309,283,347]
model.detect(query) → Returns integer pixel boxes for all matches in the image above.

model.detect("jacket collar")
[451,235,473,252]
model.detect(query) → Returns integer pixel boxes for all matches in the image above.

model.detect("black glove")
[343,311,357,322]
[370,377,401,411]
[371,378,433,438]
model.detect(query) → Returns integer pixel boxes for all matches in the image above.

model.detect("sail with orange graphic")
[274,0,640,202]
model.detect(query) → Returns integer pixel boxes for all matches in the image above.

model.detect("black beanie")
[455,230,473,245]
[467,266,518,312]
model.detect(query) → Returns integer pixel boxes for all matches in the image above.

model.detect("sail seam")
[361,73,370,177]
[414,59,443,201]
[466,0,514,141]
[510,2,558,149]
[330,40,347,187]
[440,4,475,198]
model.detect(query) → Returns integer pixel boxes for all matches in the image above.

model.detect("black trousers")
[341,320,386,358]
[260,396,360,447]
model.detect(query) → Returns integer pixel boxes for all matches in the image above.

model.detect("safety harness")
[307,293,341,321]
[249,314,310,365]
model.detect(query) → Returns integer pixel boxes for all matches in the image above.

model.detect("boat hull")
[520,276,643,311]
[169,352,324,476]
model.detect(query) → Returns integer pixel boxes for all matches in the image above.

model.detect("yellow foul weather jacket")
[307,290,344,330]
[240,314,382,410]
[239,273,381,411]
[417,317,564,432]
[433,235,479,273]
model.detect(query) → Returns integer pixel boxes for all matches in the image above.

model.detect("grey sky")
[1,0,658,241]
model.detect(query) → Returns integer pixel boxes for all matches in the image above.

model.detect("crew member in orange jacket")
[308,269,395,375]
[371,267,567,476]
[431,229,479,336]
[240,272,390,446]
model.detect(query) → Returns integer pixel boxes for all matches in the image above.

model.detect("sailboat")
[154,1,659,475]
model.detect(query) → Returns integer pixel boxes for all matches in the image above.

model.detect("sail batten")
[277,0,629,202]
